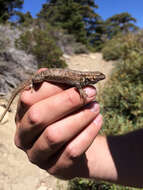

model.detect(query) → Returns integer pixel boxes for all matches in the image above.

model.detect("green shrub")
[101,45,143,136]
[102,33,143,61]
[15,26,67,68]
[68,178,139,190]
[16,11,33,27]
[15,30,33,53]
[68,178,112,190]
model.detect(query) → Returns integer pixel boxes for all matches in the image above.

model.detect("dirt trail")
[0,53,114,190]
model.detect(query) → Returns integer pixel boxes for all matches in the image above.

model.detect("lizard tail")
[0,91,19,123]
[0,79,32,123]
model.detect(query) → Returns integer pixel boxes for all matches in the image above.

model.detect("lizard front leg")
[74,84,87,104]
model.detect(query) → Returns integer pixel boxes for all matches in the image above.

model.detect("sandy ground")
[0,53,113,190]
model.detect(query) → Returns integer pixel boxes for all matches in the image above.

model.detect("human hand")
[14,69,103,179]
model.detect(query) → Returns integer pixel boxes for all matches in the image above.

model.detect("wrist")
[86,135,118,181]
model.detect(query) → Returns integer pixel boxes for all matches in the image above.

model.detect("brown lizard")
[0,68,105,123]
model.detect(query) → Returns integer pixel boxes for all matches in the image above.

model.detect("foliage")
[102,33,143,61]
[15,11,33,27]
[38,0,87,44]
[0,0,23,23]
[37,2,139,51]
[89,19,107,51]
[68,178,138,190]
[101,56,143,135]
[37,0,103,47]
[105,12,138,39]
[15,25,67,68]
[100,32,143,136]
[68,178,111,190]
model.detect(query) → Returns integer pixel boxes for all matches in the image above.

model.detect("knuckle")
[65,89,80,106]
[14,135,20,148]
[65,144,80,160]
[48,168,65,179]
[43,128,61,149]
[27,106,43,125]
[14,134,24,150]
[20,91,32,107]
[27,151,37,165]
[27,150,48,170]
[48,168,56,176]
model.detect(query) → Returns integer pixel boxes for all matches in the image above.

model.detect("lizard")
[0,68,105,123]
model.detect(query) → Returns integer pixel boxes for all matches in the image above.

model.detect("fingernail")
[84,87,96,98]
[93,114,103,126]
[86,102,99,113]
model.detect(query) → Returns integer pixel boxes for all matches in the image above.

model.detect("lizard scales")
[0,68,105,123]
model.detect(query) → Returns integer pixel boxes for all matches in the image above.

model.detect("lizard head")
[85,72,106,85]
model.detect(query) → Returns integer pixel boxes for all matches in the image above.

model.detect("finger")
[16,81,66,121]
[25,102,101,165]
[48,114,103,178]
[65,114,103,157]
[16,68,68,121]
[15,86,97,149]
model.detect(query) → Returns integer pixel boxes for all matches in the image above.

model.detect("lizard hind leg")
[76,87,87,104]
